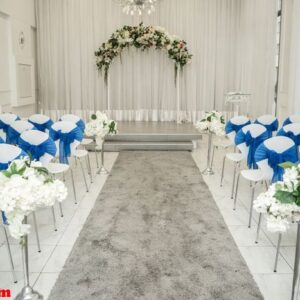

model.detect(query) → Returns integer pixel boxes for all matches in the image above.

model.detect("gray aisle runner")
[49,151,263,300]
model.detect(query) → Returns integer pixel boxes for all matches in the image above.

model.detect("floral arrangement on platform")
[0,158,67,240]
[195,111,225,136]
[254,163,300,232]
[85,111,117,144]
[95,23,192,82]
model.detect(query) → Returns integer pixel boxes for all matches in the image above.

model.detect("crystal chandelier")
[121,0,157,16]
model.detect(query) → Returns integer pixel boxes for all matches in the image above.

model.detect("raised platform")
[99,121,202,151]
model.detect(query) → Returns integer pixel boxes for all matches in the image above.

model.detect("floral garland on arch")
[95,23,192,83]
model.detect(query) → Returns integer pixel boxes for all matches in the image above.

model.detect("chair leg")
[79,159,89,192]
[255,213,262,243]
[32,212,41,253]
[248,185,255,228]
[70,168,77,204]
[87,153,93,183]
[274,233,282,272]
[3,226,18,283]
[94,148,99,168]
[51,206,57,232]
[233,172,241,210]
[231,163,238,199]
[220,155,226,187]
[59,202,64,218]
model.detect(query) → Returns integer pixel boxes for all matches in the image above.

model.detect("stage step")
[104,141,194,151]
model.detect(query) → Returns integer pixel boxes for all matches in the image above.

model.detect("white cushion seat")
[225,152,244,162]
[45,162,69,174]
[240,169,264,182]
[81,138,93,145]
[73,149,88,158]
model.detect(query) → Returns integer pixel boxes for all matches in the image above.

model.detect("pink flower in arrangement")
[177,41,185,49]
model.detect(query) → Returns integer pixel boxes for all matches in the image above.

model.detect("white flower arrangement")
[195,111,225,136]
[254,163,300,233]
[95,23,192,83]
[0,158,67,240]
[85,111,118,139]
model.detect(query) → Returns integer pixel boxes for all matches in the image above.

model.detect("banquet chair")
[220,116,251,199]
[0,143,28,284]
[254,136,298,272]
[7,120,35,145]
[19,130,60,249]
[254,115,278,138]
[283,115,300,126]
[277,123,300,160]
[28,114,53,132]
[233,124,269,228]
[60,114,93,183]
[50,121,88,204]
[0,113,19,142]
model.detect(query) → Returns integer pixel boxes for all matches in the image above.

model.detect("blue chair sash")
[29,119,53,132]
[225,120,251,135]
[277,129,300,147]
[49,126,83,164]
[18,137,56,161]
[0,137,4,144]
[7,126,36,145]
[0,116,20,136]
[235,129,269,169]
[255,143,298,182]
[0,149,27,170]
[1,211,7,225]
[255,119,278,138]
[283,117,292,127]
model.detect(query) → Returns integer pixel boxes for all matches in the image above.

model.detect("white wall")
[0,0,37,117]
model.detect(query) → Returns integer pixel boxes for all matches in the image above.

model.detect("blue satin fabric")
[7,126,36,145]
[0,137,4,144]
[235,129,269,169]
[18,137,57,161]
[255,119,278,137]
[277,129,300,147]
[1,211,7,225]
[255,143,298,182]
[0,116,20,139]
[29,119,53,132]
[225,120,251,135]
[0,149,28,171]
[283,117,292,127]
[49,126,83,164]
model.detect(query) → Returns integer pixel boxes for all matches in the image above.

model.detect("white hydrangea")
[0,159,67,240]
[254,164,300,233]
[195,111,225,136]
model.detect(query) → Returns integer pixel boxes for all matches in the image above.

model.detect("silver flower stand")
[15,216,43,300]
[291,223,300,300]
[96,139,109,175]
[202,132,214,175]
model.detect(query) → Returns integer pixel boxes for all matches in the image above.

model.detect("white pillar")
[106,72,111,117]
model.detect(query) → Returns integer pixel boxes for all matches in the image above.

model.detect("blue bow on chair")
[18,138,56,161]
[255,143,298,182]
[283,117,292,127]
[277,129,300,147]
[255,119,278,138]
[29,119,53,132]
[235,129,268,169]
[50,127,83,164]
[1,212,7,225]
[225,120,251,135]
[0,117,20,139]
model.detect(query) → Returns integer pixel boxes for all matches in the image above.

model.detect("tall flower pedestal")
[15,217,43,300]
[95,136,108,175]
[202,132,214,175]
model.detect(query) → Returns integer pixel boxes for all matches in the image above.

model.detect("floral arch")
[95,23,192,83]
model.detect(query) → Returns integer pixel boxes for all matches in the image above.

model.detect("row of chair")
[217,114,300,273]
[0,113,98,284]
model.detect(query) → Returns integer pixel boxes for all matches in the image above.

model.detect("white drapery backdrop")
[36,0,277,122]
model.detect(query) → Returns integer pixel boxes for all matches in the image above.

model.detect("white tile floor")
[0,141,298,300]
